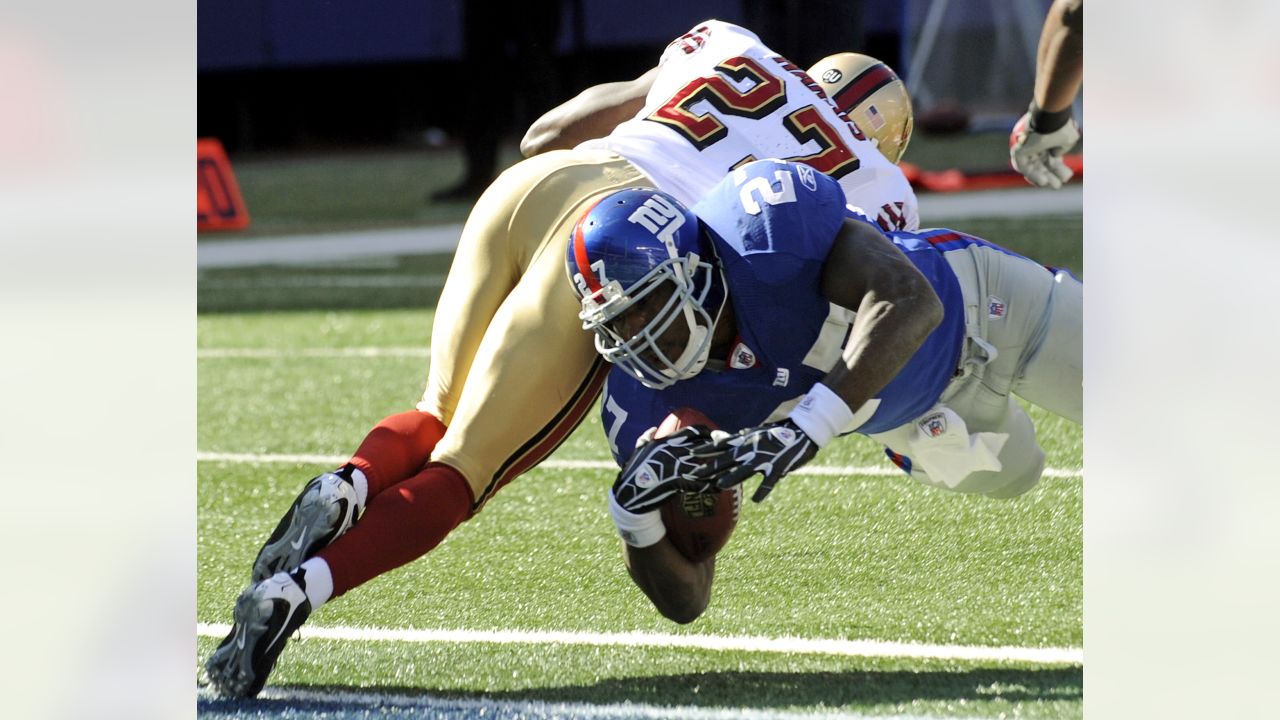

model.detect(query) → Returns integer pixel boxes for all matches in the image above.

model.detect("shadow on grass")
[483,667,1083,706]
[198,666,1081,716]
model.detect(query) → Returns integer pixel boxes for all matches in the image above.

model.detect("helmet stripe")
[833,62,895,114]
[571,196,607,293]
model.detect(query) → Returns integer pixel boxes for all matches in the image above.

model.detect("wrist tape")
[1028,100,1073,134]
[608,491,666,547]
[787,382,856,448]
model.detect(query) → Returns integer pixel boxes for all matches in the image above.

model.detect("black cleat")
[251,468,363,583]
[204,570,312,698]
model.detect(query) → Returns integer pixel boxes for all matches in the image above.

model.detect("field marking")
[199,274,445,290]
[196,451,1082,479]
[196,622,1080,665]
[199,686,979,720]
[196,190,1081,269]
[920,185,1082,221]
[198,347,430,359]
[197,225,463,268]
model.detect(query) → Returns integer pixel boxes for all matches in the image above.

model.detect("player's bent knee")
[981,457,1046,499]
[971,435,1046,499]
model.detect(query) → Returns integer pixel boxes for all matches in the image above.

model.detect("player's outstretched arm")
[1009,0,1083,188]
[607,426,718,623]
[519,66,659,157]
[1033,0,1084,117]
[690,218,942,502]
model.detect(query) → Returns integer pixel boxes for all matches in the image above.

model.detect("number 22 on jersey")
[646,55,861,179]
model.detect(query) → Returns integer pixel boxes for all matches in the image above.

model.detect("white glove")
[1009,111,1080,190]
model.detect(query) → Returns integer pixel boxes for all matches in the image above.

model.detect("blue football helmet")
[566,188,727,389]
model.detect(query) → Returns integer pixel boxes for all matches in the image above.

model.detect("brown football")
[655,408,742,562]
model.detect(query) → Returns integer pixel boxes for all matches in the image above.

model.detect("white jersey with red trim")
[579,19,919,230]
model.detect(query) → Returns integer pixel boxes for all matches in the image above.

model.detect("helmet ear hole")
[807,52,914,164]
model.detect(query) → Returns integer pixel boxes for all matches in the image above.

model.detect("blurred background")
[197,0,1068,236]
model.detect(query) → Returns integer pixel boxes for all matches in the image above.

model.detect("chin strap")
[703,263,730,350]
[667,262,730,381]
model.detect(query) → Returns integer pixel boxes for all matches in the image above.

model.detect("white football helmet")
[808,53,914,164]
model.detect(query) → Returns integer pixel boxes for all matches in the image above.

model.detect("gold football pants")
[418,149,648,509]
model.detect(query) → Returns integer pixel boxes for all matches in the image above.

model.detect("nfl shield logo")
[988,296,1006,319]
[920,412,947,437]
[730,342,757,369]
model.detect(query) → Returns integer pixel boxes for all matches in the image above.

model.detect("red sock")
[318,462,474,598]
[348,411,447,498]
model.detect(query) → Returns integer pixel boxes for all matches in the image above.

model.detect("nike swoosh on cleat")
[289,529,308,551]
[265,601,302,652]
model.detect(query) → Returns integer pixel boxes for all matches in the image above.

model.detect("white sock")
[298,557,334,608]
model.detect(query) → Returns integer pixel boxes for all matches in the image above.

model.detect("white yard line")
[196,622,1080,665]
[201,686,981,720]
[199,274,446,289]
[196,189,1081,269]
[196,451,1081,479]
[198,347,430,359]
[919,186,1082,221]
[197,226,463,268]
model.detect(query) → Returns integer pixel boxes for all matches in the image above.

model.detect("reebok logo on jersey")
[773,369,790,387]
[796,164,818,191]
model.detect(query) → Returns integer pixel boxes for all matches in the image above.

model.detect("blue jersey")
[600,160,969,464]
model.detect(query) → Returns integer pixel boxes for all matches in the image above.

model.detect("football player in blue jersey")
[567,159,1082,622]
[205,19,924,698]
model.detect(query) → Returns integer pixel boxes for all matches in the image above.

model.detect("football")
[654,408,742,562]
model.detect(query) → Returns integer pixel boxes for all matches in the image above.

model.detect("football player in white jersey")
[205,20,920,698]
[524,20,919,230]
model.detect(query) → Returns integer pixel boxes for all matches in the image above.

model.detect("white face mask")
[578,255,725,390]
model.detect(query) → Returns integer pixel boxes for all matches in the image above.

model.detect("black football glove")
[688,419,819,503]
[612,425,718,514]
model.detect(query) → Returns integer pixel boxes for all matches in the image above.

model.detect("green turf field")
[197,203,1083,718]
